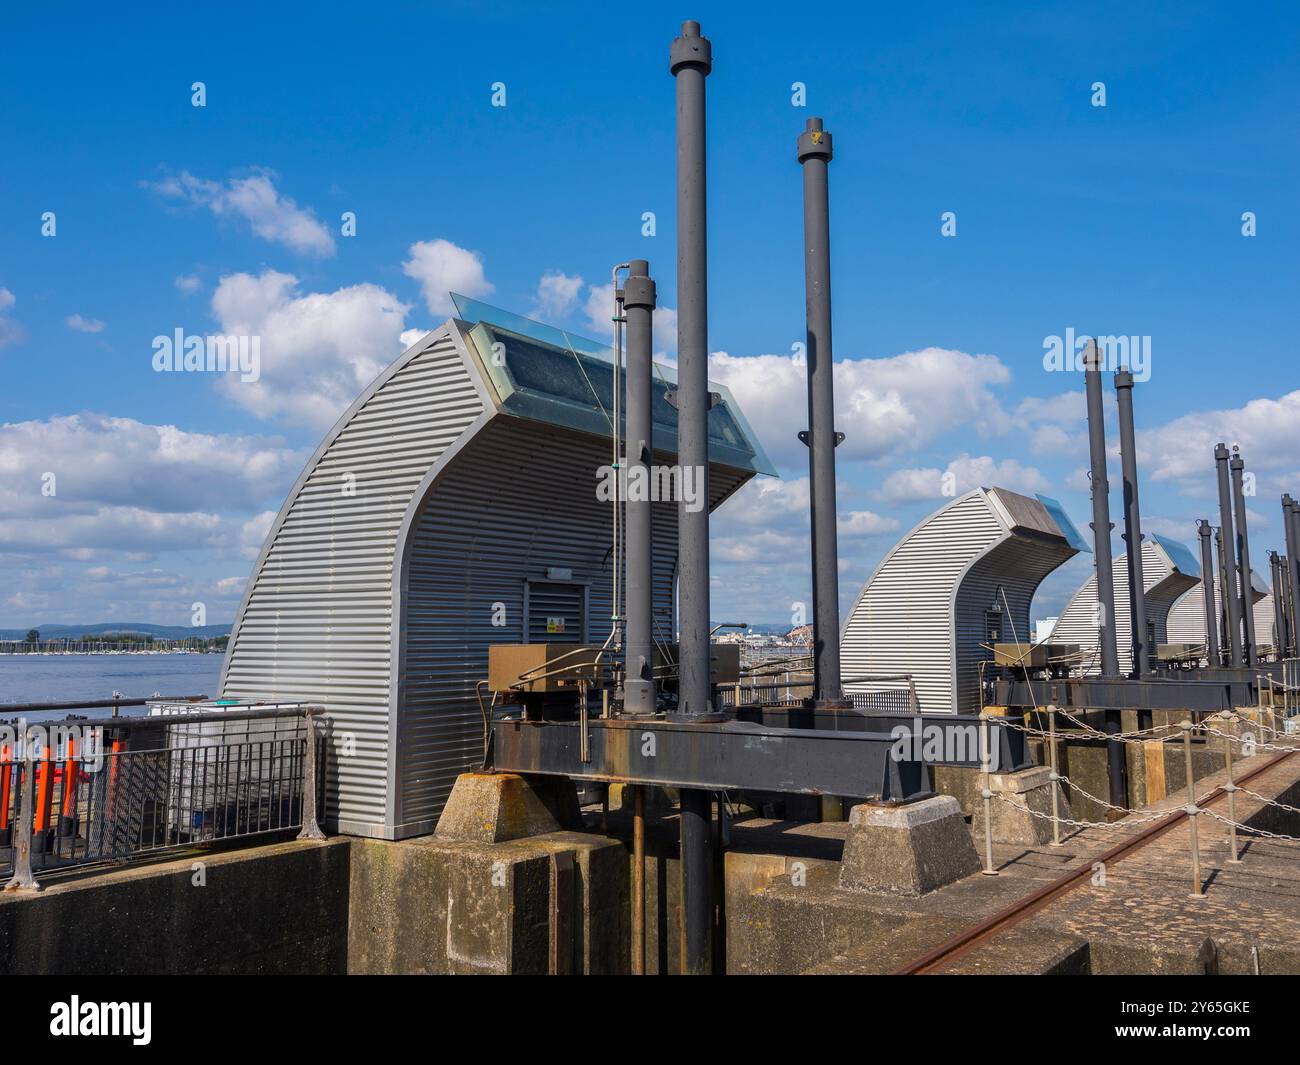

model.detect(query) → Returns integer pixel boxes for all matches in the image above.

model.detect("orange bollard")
[33,744,53,854]
[0,743,12,846]
[58,736,77,837]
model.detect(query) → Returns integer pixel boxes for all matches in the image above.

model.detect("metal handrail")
[1,703,324,890]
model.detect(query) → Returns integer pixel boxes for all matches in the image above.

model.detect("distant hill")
[0,623,232,640]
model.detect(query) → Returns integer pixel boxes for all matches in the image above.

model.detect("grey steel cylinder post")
[1197,520,1220,665]
[1085,343,1120,679]
[1269,551,1287,660]
[1216,525,1232,654]
[1284,496,1300,657]
[670,19,715,978]
[622,261,657,717]
[1230,450,1257,667]
[797,117,846,705]
[671,20,713,720]
[1083,340,1125,807]
[1215,444,1244,666]
[1114,369,1149,676]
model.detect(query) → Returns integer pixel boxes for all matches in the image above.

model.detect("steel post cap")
[670,21,712,75]
[623,274,657,310]
[797,117,833,163]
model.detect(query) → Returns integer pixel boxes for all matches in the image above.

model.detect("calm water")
[0,653,224,718]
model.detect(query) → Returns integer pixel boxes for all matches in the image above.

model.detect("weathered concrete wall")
[347,831,628,975]
[0,839,350,975]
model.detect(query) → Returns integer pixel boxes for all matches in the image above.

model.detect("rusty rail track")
[893,747,1300,975]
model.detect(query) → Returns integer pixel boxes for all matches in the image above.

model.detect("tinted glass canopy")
[452,294,775,477]
[1152,533,1200,578]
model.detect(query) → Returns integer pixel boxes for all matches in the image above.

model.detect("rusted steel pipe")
[632,785,646,975]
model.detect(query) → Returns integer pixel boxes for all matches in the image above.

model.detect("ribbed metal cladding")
[1053,539,1198,675]
[841,488,1077,714]
[222,317,754,839]
[955,537,1072,710]
[220,327,486,837]
[398,417,747,831]
[1168,573,1270,647]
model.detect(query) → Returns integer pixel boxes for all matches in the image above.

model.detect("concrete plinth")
[970,765,1069,846]
[839,795,980,896]
[434,772,581,843]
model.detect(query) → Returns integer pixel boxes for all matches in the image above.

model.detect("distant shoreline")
[0,650,224,657]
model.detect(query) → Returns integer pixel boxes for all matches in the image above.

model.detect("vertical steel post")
[296,707,325,841]
[1216,525,1232,655]
[670,19,714,978]
[1083,339,1126,807]
[1223,732,1241,864]
[1197,520,1220,666]
[1283,496,1300,657]
[1230,449,1257,667]
[979,713,997,875]
[1114,369,1149,676]
[1047,705,1063,847]
[1270,551,1287,660]
[1181,720,1204,899]
[677,787,712,974]
[670,20,713,720]
[4,721,40,892]
[1084,341,1120,678]
[623,261,657,717]
[631,785,646,975]
[797,117,846,705]
[1215,444,1244,666]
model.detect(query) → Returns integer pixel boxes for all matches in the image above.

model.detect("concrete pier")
[3,735,1298,976]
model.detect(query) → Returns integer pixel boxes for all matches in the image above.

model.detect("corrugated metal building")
[1051,535,1200,675]
[218,297,771,839]
[1167,569,1271,652]
[840,488,1087,714]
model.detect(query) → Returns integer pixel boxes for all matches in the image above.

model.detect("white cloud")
[66,314,105,333]
[707,347,1011,471]
[533,271,584,319]
[0,505,223,556]
[879,454,1051,503]
[210,269,411,427]
[0,287,23,347]
[175,274,202,295]
[1141,390,1300,492]
[1015,391,1085,427]
[239,511,277,560]
[838,510,900,537]
[399,327,432,351]
[145,170,335,257]
[0,414,304,520]
[0,561,252,629]
[402,238,493,317]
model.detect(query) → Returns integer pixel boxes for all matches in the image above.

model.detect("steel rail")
[893,746,1299,975]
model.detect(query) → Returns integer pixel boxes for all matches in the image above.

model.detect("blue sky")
[1,1,1297,629]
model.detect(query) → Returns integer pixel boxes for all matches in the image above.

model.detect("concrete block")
[434,772,579,843]
[970,765,1069,846]
[838,795,981,896]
